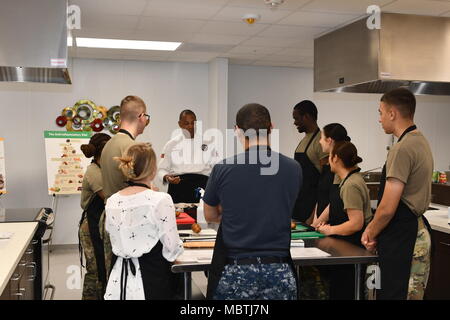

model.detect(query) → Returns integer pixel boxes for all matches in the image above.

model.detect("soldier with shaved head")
[99,95,150,281]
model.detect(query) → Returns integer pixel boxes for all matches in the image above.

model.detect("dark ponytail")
[323,123,350,142]
[331,141,362,168]
[81,133,111,159]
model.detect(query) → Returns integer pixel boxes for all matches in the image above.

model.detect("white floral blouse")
[104,189,183,300]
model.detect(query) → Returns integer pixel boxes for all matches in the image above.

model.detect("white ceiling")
[69,0,450,67]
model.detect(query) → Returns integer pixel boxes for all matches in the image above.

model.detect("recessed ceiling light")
[265,0,284,9]
[242,13,261,25]
[74,38,181,51]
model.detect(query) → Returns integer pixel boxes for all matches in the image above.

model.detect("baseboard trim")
[49,244,79,251]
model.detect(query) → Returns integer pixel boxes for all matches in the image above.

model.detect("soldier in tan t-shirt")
[314,141,372,299]
[99,95,150,280]
[79,133,111,300]
[340,173,373,226]
[101,133,136,199]
[292,100,329,300]
[80,163,103,211]
[362,88,433,300]
[292,100,328,224]
[386,131,433,216]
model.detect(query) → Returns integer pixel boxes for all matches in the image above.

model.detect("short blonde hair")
[115,143,156,181]
[120,95,146,122]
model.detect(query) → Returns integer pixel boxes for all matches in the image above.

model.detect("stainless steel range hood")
[314,13,450,95]
[0,0,71,84]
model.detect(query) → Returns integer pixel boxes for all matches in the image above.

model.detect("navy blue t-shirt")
[203,145,302,258]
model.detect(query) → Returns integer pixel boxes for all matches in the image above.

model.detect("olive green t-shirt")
[295,131,328,173]
[80,163,103,211]
[386,131,434,216]
[339,172,373,225]
[100,132,136,200]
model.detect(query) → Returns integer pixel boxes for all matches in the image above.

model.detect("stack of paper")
[176,249,214,263]
[290,247,331,258]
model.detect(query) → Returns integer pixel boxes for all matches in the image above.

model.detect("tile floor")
[47,245,207,300]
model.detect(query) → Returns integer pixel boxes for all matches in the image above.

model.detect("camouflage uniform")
[298,266,329,300]
[214,263,297,300]
[99,210,113,280]
[407,217,431,300]
[79,217,103,300]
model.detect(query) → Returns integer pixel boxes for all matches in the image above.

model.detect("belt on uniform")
[226,256,289,265]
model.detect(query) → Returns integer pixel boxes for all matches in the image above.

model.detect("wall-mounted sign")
[44,131,92,195]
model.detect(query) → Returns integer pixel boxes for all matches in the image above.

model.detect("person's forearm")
[317,206,330,224]
[329,221,361,236]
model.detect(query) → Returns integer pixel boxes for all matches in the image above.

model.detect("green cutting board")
[291,224,325,239]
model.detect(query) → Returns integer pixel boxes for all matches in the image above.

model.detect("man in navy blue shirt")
[204,103,302,300]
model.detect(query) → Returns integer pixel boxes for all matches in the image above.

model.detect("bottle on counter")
[439,172,447,184]
[195,188,206,224]
[432,171,439,183]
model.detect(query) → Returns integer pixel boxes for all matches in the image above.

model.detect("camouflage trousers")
[407,217,431,300]
[79,218,103,300]
[99,210,113,282]
[298,266,329,300]
[214,263,297,300]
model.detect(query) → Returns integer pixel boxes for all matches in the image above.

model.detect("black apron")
[168,173,208,203]
[293,129,321,222]
[206,225,299,300]
[329,168,363,246]
[376,125,433,300]
[317,164,335,217]
[327,168,363,300]
[78,179,107,296]
[117,181,178,300]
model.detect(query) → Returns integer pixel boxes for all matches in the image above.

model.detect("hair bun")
[345,136,351,142]
[80,143,96,158]
[116,156,136,179]
[354,156,363,165]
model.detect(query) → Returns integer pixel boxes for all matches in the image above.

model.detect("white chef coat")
[157,133,221,185]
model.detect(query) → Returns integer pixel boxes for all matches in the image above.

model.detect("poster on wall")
[0,138,6,194]
[44,131,92,195]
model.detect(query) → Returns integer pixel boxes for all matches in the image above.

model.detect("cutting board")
[291,231,325,239]
[291,224,325,239]
[176,212,195,224]
[183,241,215,248]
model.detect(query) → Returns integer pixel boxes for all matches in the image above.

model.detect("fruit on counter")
[291,221,297,230]
[191,223,202,234]
[175,211,181,217]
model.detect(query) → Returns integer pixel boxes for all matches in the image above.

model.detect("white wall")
[228,64,450,172]
[1,60,449,244]
[0,58,209,244]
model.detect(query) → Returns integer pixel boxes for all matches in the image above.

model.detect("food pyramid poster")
[44,131,92,195]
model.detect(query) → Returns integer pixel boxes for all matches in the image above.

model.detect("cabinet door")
[9,265,23,300]
[425,230,450,300]
[18,244,36,300]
